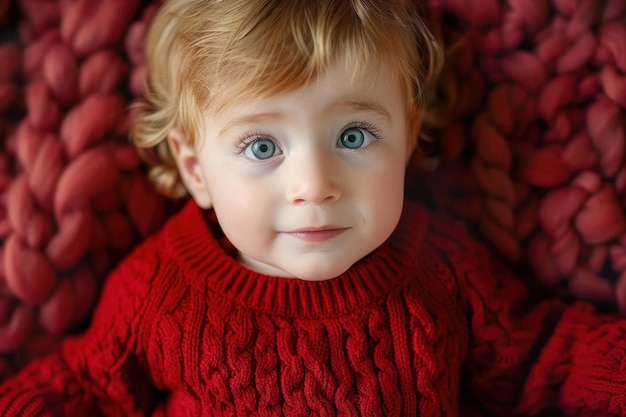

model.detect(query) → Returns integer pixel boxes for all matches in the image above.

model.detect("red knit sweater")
[0,200,624,416]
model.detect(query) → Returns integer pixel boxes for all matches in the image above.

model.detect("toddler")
[0,0,625,415]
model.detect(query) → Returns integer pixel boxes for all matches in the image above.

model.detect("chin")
[239,253,355,281]
[288,264,352,282]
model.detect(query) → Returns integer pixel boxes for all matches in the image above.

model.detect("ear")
[167,128,213,208]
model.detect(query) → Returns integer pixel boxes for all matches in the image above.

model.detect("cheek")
[206,175,273,242]
[357,158,406,234]
[373,151,406,197]
[373,171,405,223]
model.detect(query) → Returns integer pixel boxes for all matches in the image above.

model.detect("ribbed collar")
[164,200,429,319]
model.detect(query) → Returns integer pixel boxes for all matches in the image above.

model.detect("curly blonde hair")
[132,0,444,198]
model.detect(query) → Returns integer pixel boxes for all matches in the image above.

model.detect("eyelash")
[346,121,383,142]
[235,132,271,155]
[234,121,383,155]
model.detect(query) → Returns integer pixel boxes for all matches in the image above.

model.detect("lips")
[286,227,349,242]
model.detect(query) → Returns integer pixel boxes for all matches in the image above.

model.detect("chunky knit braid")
[419,0,626,312]
[0,0,167,359]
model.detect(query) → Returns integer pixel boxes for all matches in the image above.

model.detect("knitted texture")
[1,0,626,380]
[0,0,168,360]
[1,200,626,416]
[0,1,23,380]
[418,0,626,312]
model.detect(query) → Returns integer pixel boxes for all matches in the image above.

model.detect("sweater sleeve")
[427,214,626,416]
[0,239,161,417]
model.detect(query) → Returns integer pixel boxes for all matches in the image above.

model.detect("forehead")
[209,59,405,120]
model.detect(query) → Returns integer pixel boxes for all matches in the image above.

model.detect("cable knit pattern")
[0,199,624,416]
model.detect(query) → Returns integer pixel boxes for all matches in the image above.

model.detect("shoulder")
[415,204,528,304]
[400,200,496,277]
[398,200,480,250]
[120,200,209,267]
[422,205,486,257]
[391,200,430,243]
[99,228,167,303]
[102,202,200,290]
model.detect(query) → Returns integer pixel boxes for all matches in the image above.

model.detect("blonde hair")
[132,0,444,198]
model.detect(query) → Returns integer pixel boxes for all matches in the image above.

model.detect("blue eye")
[244,138,279,160]
[338,127,373,149]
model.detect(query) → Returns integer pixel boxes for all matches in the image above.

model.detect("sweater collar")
[164,200,429,319]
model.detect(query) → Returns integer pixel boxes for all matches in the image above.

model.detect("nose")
[286,150,342,205]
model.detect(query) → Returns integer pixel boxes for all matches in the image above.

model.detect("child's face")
[171,60,414,280]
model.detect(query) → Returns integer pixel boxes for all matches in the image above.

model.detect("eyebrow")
[335,100,393,124]
[218,112,284,136]
[218,98,393,137]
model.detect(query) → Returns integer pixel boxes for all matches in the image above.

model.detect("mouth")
[285,226,349,242]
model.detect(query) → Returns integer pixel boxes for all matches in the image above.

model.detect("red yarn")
[0,0,167,359]
[1,200,626,415]
[1,0,626,375]
[421,0,626,312]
